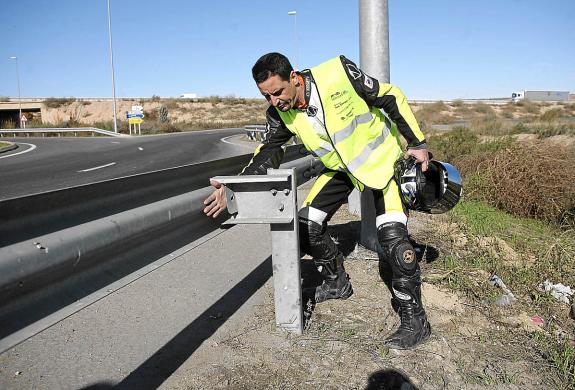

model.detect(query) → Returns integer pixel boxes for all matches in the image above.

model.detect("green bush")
[535,123,575,138]
[159,106,169,123]
[428,126,480,162]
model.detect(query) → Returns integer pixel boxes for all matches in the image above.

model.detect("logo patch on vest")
[364,76,373,89]
[306,105,318,117]
[346,63,362,80]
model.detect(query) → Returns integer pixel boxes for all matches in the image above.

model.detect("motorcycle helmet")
[394,155,463,214]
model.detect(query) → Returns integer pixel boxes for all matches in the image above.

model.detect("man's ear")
[290,71,299,86]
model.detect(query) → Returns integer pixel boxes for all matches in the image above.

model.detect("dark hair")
[252,52,293,83]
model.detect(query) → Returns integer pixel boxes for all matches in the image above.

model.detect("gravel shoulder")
[161,207,557,390]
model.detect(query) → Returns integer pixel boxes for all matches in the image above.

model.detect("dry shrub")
[518,100,541,114]
[472,103,495,116]
[500,102,517,118]
[470,117,505,135]
[163,99,180,110]
[414,101,455,129]
[453,104,472,118]
[539,107,566,122]
[44,97,76,108]
[430,127,575,225]
[464,142,575,225]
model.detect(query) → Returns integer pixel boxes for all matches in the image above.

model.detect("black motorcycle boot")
[378,255,401,314]
[309,253,353,303]
[383,275,431,349]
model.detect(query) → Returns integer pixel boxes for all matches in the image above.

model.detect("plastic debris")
[530,315,544,326]
[540,280,573,305]
[489,274,516,306]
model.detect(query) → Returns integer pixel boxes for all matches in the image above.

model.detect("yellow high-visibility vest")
[277,56,403,190]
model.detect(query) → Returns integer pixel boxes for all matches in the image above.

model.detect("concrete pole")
[352,0,390,251]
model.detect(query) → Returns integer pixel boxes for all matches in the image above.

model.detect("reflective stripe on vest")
[332,112,373,144]
[312,141,333,157]
[347,123,391,173]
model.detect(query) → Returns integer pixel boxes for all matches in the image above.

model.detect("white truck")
[511,90,569,102]
[179,93,198,99]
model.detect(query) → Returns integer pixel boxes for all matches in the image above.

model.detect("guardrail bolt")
[283,189,290,195]
[271,189,278,196]
[278,204,284,212]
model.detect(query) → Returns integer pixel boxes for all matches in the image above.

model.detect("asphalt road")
[0,223,274,390]
[0,129,313,389]
[0,129,256,200]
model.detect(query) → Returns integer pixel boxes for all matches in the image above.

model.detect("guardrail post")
[211,168,303,335]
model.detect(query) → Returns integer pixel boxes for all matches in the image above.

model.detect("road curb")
[0,142,18,154]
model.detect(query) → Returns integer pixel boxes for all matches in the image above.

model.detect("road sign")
[131,105,144,112]
[127,113,144,119]
[128,118,144,124]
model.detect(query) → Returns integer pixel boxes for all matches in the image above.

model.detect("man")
[204,53,430,349]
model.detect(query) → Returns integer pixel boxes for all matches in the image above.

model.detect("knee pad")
[377,222,417,276]
[299,218,338,262]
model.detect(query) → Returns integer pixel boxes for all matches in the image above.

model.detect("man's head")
[252,52,300,111]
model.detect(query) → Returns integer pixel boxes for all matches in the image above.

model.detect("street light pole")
[107,0,118,133]
[359,0,390,82]
[287,11,299,70]
[9,56,22,128]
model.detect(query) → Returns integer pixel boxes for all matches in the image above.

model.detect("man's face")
[257,72,298,112]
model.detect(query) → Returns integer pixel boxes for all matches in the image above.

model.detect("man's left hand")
[203,179,227,218]
[405,148,430,172]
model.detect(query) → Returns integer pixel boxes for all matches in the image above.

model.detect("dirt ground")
[173,208,558,390]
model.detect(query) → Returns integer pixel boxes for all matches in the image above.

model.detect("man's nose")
[270,95,279,106]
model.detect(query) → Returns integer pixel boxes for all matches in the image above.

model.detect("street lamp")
[8,56,22,128]
[287,11,299,70]
[107,0,118,133]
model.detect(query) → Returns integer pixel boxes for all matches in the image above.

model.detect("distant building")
[179,93,198,99]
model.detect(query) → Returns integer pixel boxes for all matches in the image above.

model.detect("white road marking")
[78,162,116,172]
[0,142,37,159]
[221,135,239,145]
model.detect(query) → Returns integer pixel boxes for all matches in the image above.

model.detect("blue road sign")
[127,113,144,119]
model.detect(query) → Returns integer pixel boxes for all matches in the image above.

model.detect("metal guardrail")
[244,124,267,141]
[215,169,304,334]
[0,145,323,352]
[0,127,130,138]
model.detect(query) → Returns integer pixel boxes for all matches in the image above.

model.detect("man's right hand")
[203,179,227,218]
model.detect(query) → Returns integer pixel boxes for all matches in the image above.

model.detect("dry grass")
[466,142,575,224]
[429,125,575,226]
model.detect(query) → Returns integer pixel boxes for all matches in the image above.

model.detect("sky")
[1,0,574,100]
